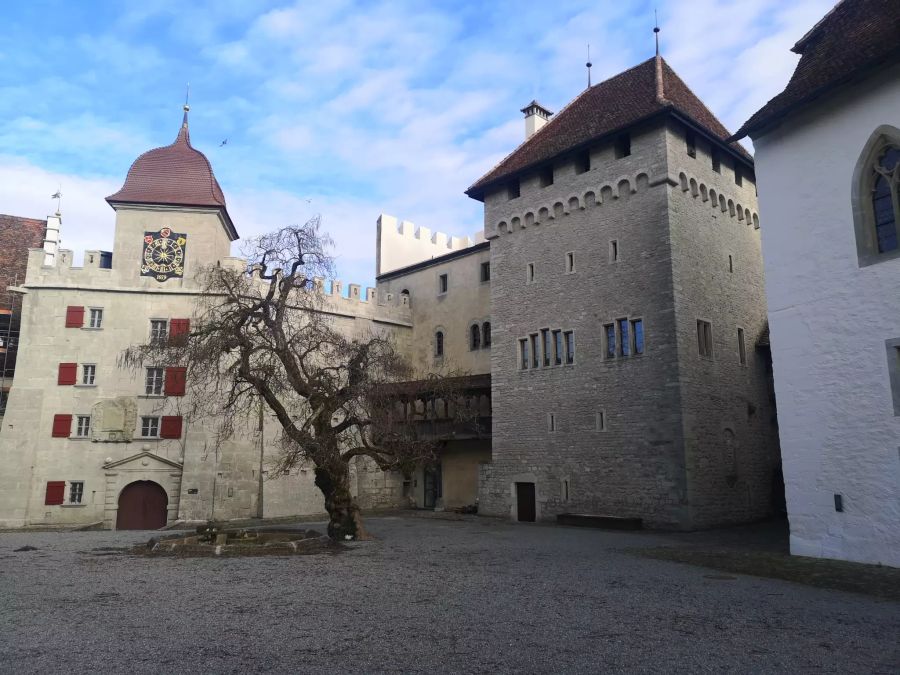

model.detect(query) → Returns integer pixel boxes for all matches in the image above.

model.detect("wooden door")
[516,482,536,522]
[116,481,168,530]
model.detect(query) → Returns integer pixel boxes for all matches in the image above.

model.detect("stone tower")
[467,56,778,528]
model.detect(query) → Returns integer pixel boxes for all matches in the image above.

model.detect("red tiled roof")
[732,0,900,140]
[0,214,46,305]
[467,56,751,198]
[106,112,228,210]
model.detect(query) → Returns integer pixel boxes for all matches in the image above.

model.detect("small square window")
[738,328,747,366]
[438,274,448,294]
[526,262,535,284]
[614,134,631,159]
[574,151,590,174]
[480,261,491,282]
[75,416,91,438]
[564,331,575,365]
[697,320,713,358]
[150,320,168,343]
[565,252,575,274]
[81,364,96,385]
[508,180,520,200]
[141,416,160,438]
[685,130,696,158]
[68,481,84,504]
[539,167,554,187]
[88,308,103,329]
[146,367,164,396]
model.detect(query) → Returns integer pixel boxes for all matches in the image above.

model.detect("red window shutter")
[45,481,66,505]
[160,415,183,439]
[65,306,84,328]
[169,319,190,343]
[164,367,187,396]
[57,362,78,385]
[51,414,72,438]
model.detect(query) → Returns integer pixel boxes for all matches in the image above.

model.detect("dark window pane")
[873,175,898,253]
[531,334,539,368]
[553,330,562,365]
[541,329,550,366]
[618,319,629,356]
[605,324,615,358]
[564,331,575,364]
[633,320,644,355]
[483,322,491,347]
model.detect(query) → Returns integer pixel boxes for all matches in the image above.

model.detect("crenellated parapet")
[376,213,484,276]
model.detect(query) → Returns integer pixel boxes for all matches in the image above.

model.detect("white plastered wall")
[753,63,900,567]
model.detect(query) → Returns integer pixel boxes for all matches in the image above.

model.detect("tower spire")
[653,11,666,103]
[654,9,660,56]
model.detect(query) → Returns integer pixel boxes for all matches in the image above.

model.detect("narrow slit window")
[480,261,491,282]
[530,334,539,369]
[738,328,747,365]
[482,322,491,348]
[548,413,557,432]
[539,167,554,187]
[575,151,590,174]
[617,319,629,357]
[728,255,733,273]
[686,130,696,158]
[565,252,575,274]
[596,411,606,432]
[527,263,535,284]
[632,319,644,355]
[519,338,529,370]
[438,274,448,294]
[712,152,721,173]
[734,165,743,186]
[610,240,619,262]
[435,331,444,357]
[605,323,615,359]
[697,320,713,358]
[541,328,551,367]
[564,331,575,365]
[470,324,481,351]
[508,180,520,200]
[552,330,562,366]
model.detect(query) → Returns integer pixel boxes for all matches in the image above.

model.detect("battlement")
[376,213,485,276]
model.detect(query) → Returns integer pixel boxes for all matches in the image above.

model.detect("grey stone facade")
[478,118,778,528]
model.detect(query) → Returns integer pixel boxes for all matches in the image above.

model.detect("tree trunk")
[314,465,366,540]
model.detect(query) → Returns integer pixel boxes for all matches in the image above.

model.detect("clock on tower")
[141,227,186,281]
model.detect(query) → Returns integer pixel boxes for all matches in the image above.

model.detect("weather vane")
[654,9,661,56]
[51,186,62,215]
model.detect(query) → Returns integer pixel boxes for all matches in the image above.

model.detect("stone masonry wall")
[481,122,690,528]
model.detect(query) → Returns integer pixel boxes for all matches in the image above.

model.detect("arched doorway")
[116,481,168,530]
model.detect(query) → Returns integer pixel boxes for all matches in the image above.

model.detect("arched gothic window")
[872,146,899,254]
[434,331,444,357]
[853,126,900,265]
[469,324,480,351]
[482,322,491,348]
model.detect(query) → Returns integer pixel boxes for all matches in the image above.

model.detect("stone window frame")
[479,261,491,283]
[563,330,575,365]
[603,317,644,359]
[433,328,446,359]
[886,337,900,416]
[437,273,449,295]
[697,319,714,359]
[518,337,529,370]
[851,125,900,267]
[737,327,747,366]
[469,323,481,351]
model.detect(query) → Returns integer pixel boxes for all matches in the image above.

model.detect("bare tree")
[122,217,472,539]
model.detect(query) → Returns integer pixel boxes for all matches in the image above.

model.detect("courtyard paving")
[1,515,897,674]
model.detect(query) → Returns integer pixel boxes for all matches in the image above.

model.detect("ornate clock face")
[141,228,186,282]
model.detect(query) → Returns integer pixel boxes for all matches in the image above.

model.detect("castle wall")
[376,213,484,276]
[664,121,780,527]
[753,65,900,566]
[481,122,690,527]
[0,204,414,528]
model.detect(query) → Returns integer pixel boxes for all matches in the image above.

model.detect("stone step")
[556,513,643,530]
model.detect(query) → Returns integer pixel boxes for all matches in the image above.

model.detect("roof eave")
[105,198,239,241]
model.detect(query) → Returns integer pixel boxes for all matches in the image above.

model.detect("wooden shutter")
[164,367,186,396]
[65,306,84,328]
[45,481,66,505]
[51,414,72,438]
[160,415,183,439]
[168,319,190,343]
[57,363,78,385]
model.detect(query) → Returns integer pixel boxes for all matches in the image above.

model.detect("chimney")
[521,100,553,140]
[43,212,61,266]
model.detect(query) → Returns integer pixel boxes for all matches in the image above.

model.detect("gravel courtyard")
[1,516,897,674]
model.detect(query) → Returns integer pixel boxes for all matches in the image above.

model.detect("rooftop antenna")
[654,9,660,56]
[586,44,593,88]
[51,186,62,215]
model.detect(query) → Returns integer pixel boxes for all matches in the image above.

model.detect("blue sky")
[0,0,834,286]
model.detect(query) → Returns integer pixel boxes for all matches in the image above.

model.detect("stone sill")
[60,504,86,508]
